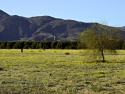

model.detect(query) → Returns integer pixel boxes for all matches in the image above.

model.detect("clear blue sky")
[0,0,125,27]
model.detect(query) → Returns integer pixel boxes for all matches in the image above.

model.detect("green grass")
[0,49,125,94]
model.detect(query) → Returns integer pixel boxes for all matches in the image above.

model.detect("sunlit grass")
[0,49,125,93]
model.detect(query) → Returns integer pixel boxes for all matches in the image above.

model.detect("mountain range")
[0,9,124,41]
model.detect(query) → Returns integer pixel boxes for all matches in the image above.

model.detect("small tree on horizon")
[80,23,123,62]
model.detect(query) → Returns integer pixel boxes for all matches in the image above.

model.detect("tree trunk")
[100,49,105,62]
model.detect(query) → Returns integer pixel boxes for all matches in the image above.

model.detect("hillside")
[0,9,124,41]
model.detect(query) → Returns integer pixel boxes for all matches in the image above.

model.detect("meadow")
[0,49,125,94]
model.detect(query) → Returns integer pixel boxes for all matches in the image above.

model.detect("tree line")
[0,41,124,49]
[0,41,85,49]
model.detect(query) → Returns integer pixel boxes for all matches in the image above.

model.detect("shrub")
[0,67,3,70]
[65,52,70,55]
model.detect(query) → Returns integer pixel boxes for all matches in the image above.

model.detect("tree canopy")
[81,23,123,62]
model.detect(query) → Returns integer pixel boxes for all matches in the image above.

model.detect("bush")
[0,67,3,70]
[65,52,70,55]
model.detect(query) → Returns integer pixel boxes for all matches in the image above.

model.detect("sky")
[0,0,125,27]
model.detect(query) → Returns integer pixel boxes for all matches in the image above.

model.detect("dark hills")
[0,9,124,41]
[0,10,10,20]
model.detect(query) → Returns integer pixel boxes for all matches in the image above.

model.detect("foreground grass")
[0,49,125,94]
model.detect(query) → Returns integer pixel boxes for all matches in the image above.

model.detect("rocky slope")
[0,9,124,41]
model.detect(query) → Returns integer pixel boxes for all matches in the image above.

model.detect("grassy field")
[0,49,125,94]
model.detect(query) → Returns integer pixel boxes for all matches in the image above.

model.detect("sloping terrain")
[0,9,124,41]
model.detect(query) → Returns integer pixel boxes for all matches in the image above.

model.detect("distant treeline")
[0,41,124,49]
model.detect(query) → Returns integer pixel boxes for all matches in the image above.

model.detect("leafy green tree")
[77,41,86,49]
[51,41,57,49]
[122,41,125,49]
[6,42,15,49]
[36,42,40,49]
[31,42,37,49]
[69,41,77,49]
[42,42,47,49]
[81,23,123,62]
[24,42,32,49]
[0,42,7,49]
[40,42,50,49]
[13,42,20,49]
[56,42,63,49]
